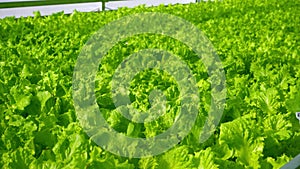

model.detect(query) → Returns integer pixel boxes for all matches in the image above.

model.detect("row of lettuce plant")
[0,0,299,168]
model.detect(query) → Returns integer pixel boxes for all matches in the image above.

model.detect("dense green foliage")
[0,0,300,168]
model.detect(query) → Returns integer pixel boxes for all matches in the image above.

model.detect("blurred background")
[0,0,196,18]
